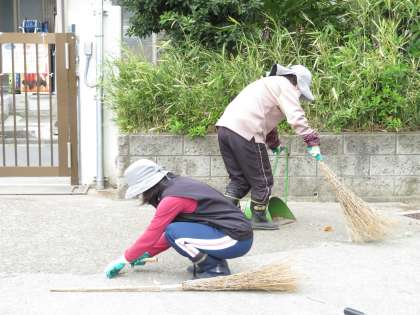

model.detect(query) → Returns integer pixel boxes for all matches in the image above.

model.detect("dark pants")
[217,127,273,204]
[164,222,253,262]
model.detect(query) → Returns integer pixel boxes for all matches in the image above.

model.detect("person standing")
[216,64,322,230]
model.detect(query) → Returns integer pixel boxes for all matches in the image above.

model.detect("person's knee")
[164,222,179,243]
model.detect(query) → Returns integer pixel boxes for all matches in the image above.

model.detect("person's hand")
[271,146,287,154]
[130,252,152,267]
[105,256,128,279]
[306,146,323,161]
[271,147,280,154]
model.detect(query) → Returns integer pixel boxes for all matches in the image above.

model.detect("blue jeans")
[164,222,253,261]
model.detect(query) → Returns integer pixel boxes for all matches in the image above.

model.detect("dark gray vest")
[161,176,252,240]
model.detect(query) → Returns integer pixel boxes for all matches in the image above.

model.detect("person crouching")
[105,159,253,279]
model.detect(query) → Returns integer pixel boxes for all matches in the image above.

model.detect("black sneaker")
[187,256,231,279]
[194,263,231,279]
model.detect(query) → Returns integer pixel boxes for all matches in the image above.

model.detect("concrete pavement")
[0,192,419,315]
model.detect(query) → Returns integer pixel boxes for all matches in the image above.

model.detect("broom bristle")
[319,161,395,242]
[181,262,297,292]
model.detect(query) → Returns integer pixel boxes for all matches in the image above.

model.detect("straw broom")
[318,161,394,242]
[264,77,392,241]
[50,261,297,293]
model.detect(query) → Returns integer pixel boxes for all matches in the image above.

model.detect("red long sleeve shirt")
[124,196,197,262]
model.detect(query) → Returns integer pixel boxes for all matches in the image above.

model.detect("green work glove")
[105,255,128,279]
[130,252,152,267]
[271,146,286,154]
[307,146,323,161]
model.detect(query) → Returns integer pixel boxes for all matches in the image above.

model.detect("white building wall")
[102,4,121,187]
[66,0,121,186]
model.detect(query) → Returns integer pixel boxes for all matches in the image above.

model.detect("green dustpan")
[243,148,296,221]
[268,196,296,220]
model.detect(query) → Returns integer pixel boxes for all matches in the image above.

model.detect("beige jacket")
[216,76,318,145]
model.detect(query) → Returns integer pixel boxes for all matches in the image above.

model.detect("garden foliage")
[107,0,419,136]
[118,0,264,51]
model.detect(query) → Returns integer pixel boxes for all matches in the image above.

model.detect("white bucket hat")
[124,159,169,199]
[267,64,315,102]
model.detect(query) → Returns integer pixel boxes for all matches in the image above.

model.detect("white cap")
[268,64,315,102]
[124,159,169,199]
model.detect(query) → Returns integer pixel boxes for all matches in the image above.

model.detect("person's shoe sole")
[251,222,279,230]
[193,270,231,279]
[186,265,204,274]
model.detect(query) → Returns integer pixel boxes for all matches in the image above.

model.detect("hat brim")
[299,85,315,102]
[125,171,168,199]
[277,65,315,102]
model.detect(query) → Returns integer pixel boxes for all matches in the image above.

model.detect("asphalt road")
[1,193,419,315]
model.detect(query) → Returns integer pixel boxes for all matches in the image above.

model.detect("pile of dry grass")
[319,161,395,242]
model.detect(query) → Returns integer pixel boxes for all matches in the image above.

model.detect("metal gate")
[0,33,78,185]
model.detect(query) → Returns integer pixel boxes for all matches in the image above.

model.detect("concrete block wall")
[116,133,420,201]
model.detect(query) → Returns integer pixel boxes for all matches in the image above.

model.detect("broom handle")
[121,257,157,274]
[272,150,280,175]
[283,147,289,203]
[52,257,161,291]
[50,284,183,293]
[142,257,158,263]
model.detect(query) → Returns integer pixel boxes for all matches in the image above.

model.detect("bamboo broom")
[318,161,394,242]
[50,261,297,293]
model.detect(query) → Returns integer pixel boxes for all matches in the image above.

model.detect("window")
[0,0,56,33]
[0,0,14,32]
